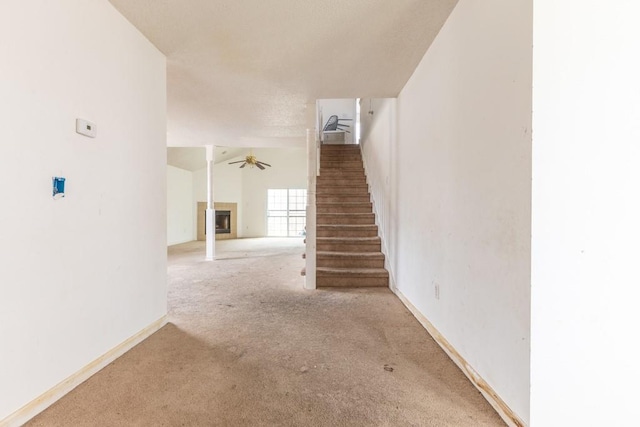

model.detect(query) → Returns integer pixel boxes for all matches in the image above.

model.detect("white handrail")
[305,128,317,289]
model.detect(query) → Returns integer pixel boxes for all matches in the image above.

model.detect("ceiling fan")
[228,152,271,170]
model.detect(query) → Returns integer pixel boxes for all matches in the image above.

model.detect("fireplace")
[198,202,237,241]
[215,210,231,234]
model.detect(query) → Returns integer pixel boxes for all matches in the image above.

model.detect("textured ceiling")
[167,146,247,171]
[109,0,458,148]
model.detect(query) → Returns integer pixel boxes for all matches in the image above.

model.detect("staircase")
[314,144,389,287]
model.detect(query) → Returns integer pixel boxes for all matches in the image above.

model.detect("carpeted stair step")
[317,170,366,178]
[316,267,389,287]
[321,160,363,168]
[316,251,385,269]
[311,144,390,289]
[317,224,379,238]
[317,176,367,185]
[317,213,375,225]
[317,194,370,204]
[320,161,363,168]
[321,160,363,167]
[317,175,367,181]
[320,155,362,163]
[321,155,361,160]
[317,184,369,195]
[317,237,381,252]
[320,168,365,175]
[321,144,360,150]
[316,202,373,214]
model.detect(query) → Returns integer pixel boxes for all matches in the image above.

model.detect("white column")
[305,129,317,289]
[205,145,215,261]
[532,2,640,425]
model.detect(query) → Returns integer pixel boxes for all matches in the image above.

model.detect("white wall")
[193,159,244,239]
[242,148,307,237]
[193,167,206,240]
[361,0,532,423]
[167,165,194,245]
[0,0,166,421]
[192,148,307,238]
[531,1,640,425]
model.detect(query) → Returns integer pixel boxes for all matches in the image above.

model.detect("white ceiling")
[109,0,457,149]
[167,146,247,171]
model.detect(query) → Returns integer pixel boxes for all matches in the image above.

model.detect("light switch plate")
[76,118,96,138]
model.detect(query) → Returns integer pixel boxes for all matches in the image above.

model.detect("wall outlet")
[52,176,66,199]
[435,282,440,300]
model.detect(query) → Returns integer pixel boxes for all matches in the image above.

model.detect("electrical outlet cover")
[53,177,65,199]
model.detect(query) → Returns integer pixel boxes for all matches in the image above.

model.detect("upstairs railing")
[305,128,319,289]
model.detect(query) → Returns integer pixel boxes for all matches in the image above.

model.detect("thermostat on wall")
[76,118,96,138]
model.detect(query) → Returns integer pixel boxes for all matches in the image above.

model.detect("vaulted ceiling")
[109,0,457,148]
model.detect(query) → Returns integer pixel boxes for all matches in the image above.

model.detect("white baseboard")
[390,287,526,427]
[1,315,167,427]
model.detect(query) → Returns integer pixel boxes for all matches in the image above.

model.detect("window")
[267,189,307,237]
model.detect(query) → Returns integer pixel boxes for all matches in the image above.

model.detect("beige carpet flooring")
[28,238,503,426]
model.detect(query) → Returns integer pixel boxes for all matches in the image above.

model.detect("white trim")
[305,128,317,289]
[205,145,216,260]
[390,287,526,427]
[1,316,168,427]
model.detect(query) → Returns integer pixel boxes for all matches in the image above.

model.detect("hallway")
[29,239,502,426]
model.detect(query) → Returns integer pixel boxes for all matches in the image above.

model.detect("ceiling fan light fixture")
[228,150,271,171]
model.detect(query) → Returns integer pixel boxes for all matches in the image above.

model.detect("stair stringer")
[358,144,397,291]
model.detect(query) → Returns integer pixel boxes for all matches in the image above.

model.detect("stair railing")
[305,128,319,289]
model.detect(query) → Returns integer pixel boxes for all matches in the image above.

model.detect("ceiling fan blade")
[229,160,245,164]
[256,163,265,170]
[240,163,247,168]
[257,161,271,167]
